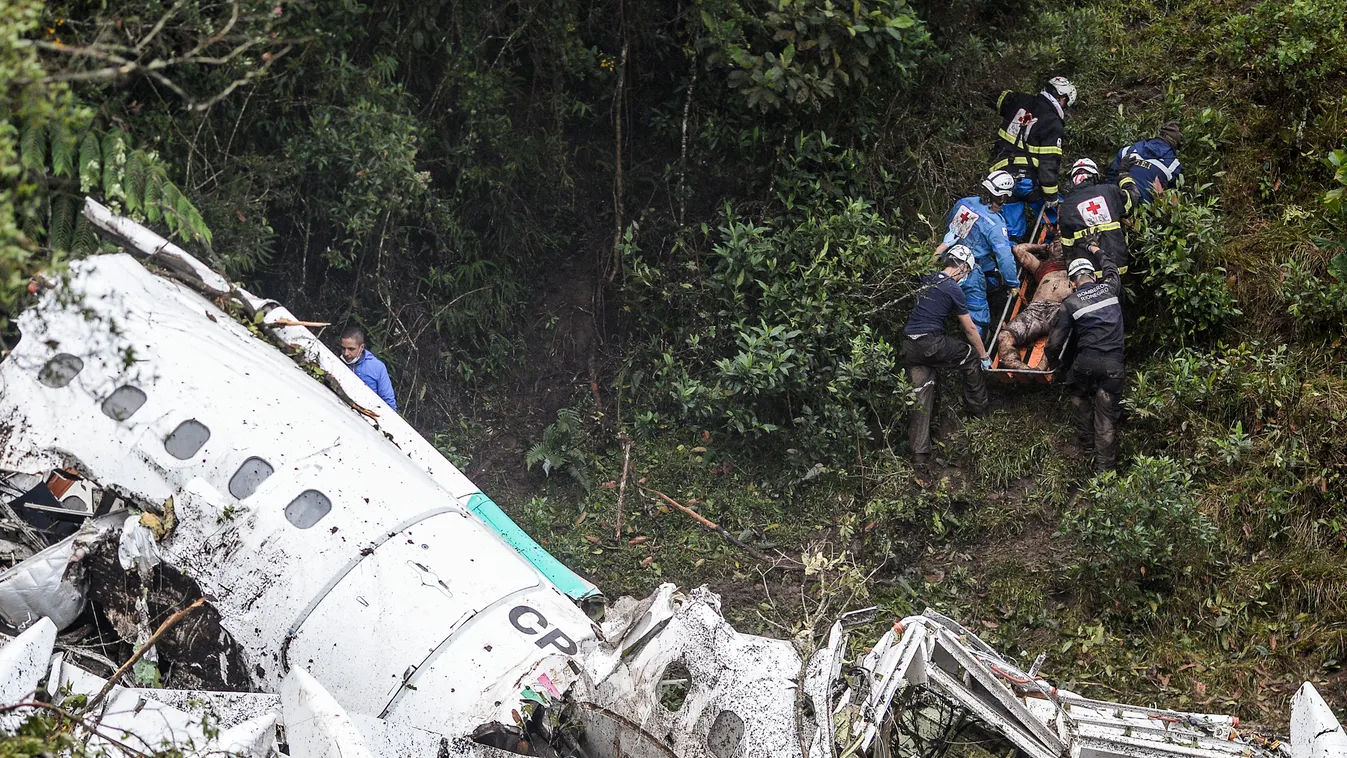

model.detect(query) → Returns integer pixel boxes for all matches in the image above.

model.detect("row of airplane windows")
[38,352,332,529]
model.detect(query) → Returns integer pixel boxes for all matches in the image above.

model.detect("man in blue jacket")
[1108,122,1182,203]
[339,326,397,411]
[936,170,1030,338]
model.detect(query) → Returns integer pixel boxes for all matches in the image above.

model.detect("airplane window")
[164,419,211,459]
[285,490,331,529]
[229,457,274,500]
[39,353,84,388]
[101,386,147,421]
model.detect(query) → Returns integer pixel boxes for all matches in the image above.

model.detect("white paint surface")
[1292,683,1347,758]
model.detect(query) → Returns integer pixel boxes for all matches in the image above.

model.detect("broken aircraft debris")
[0,199,1340,757]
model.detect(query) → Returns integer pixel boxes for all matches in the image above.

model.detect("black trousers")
[1067,355,1125,472]
[902,334,988,458]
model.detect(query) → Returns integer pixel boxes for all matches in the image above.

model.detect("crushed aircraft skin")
[0,199,1339,757]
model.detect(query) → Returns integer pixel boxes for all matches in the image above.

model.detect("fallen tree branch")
[271,317,331,328]
[640,486,790,566]
[86,597,207,711]
[614,435,634,541]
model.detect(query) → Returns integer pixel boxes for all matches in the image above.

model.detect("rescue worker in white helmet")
[1057,157,1140,272]
[1045,250,1125,473]
[988,75,1077,241]
[902,245,991,473]
[934,170,1044,339]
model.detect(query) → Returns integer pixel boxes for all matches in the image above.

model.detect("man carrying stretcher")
[996,240,1070,370]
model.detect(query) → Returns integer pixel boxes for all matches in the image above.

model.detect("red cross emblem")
[1086,200,1102,214]
[958,210,973,223]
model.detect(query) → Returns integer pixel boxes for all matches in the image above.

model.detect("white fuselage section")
[0,254,597,736]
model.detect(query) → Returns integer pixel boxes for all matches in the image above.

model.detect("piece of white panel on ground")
[0,199,1339,756]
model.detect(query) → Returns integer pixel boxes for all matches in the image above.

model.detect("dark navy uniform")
[989,90,1068,240]
[1047,257,1125,472]
[1108,137,1182,203]
[1058,175,1140,272]
[903,272,989,461]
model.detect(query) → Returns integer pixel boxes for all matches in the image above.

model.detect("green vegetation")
[3,0,1346,743]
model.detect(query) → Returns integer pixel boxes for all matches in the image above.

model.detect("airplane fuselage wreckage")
[0,200,1340,758]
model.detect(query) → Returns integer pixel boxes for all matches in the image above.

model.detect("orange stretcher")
[986,211,1064,384]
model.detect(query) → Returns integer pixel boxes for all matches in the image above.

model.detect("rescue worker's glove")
[1121,152,1143,170]
[981,356,992,370]
[1043,197,1060,209]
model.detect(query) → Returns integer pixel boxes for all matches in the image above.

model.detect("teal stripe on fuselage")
[465,492,603,605]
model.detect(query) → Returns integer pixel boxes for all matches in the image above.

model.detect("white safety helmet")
[944,244,976,272]
[982,170,1015,199]
[1070,157,1100,185]
[1047,76,1077,107]
[1068,258,1096,279]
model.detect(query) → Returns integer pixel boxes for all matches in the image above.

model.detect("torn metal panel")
[586,586,805,758]
[0,513,124,632]
[38,644,278,756]
[0,617,55,729]
[1291,684,1346,758]
[282,667,376,758]
[802,621,846,758]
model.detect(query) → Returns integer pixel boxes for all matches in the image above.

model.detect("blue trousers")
[1001,177,1057,241]
[960,267,992,338]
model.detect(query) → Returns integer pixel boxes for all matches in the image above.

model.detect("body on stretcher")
[986,217,1066,383]
[986,272,1064,383]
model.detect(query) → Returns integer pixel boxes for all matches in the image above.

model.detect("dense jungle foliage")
[2,0,1345,735]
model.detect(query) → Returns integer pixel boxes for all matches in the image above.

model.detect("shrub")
[1216,0,1347,102]
[624,196,925,466]
[1058,456,1216,590]
[525,407,593,491]
[1130,184,1241,343]
[695,0,930,112]
[1281,252,1347,326]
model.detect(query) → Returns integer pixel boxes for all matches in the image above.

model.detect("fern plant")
[17,117,211,256]
[525,406,592,491]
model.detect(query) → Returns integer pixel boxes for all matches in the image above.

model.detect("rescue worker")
[996,240,1067,370]
[339,326,398,410]
[903,245,991,472]
[1058,158,1140,272]
[988,76,1077,241]
[934,170,1022,338]
[1108,122,1182,203]
[1045,249,1124,473]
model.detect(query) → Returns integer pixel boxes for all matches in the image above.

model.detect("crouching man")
[997,240,1068,370]
[903,245,992,471]
[1046,249,1125,473]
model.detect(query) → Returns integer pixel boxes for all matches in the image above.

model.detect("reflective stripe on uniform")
[990,156,1036,173]
[1026,142,1062,155]
[1071,296,1120,319]
[1153,158,1180,179]
[1041,184,1059,195]
[996,91,1010,110]
[1061,221,1123,244]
